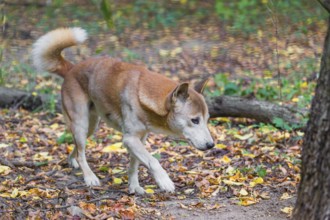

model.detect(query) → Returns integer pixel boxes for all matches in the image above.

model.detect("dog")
[32,27,214,194]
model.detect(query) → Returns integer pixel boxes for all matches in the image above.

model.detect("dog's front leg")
[123,135,175,193]
[128,154,145,194]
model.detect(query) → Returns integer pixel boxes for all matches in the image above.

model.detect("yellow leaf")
[218,117,230,123]
[111,168,125,174]
[223,179,243,186]
[102,142,126,153]
[263,70,272,78]
[215,144,226,149]
[221,155,231,164]
[67,145,74,153]
[145,188,154,194]
[170,47,182,57]
[300,81,308,89]
[250,177,264,187]
[11,188,19,198]
[239,188,248,196]
[144,185,157,188]
[18,190,28,197]
[112,134,122,141]
[50,123,59,129]
[113,178,122,185]
[159,49,169,57]
[0,192,11,198]
[20,136,27,143]
[0,165,11,175]
[33,152,53,161]
[234,133,253,141]
[238,197,257,206]
[281,206,293,216]
[280,192,293,200]
[241,150,255,158]
[292,97,299,103]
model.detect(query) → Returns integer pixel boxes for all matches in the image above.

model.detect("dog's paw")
[129,185,145,195]
[154,173,175,193]
[69,157,79,169]
[84,174,101,186]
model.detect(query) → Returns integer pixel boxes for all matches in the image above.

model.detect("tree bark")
[206,96,304,125]
[293,4,330,219]
[0,86,305,126]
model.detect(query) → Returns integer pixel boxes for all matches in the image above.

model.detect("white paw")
[129,185,145,195]
[154,172,175,193]
[84,174,101,186]
[69,157,79,169]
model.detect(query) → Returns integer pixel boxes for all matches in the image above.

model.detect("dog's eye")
[191,117,200,125]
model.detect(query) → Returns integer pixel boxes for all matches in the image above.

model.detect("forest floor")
[0,1,327,219]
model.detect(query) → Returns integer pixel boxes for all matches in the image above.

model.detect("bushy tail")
[32,27,87,77]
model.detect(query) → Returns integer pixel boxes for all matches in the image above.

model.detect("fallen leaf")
[113,178,123,185]
[11,188,19,198]
[223,179,244,186]
[239,188,249,196]
[250,177,264,187]
[102,142,126,153]
[281,206,293,217]
[280,192,293,200]
[234,133,253,140]
[221,155,231,164]
[145,188,154,194]
[0,165,11,175]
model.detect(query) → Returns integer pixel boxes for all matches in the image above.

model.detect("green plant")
[57,132,74,144]
[122,48,140,62]
[255,165,267,177]
[215,0,327,34]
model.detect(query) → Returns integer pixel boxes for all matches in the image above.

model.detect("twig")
[0,157,16,169]
[0,158,48,168]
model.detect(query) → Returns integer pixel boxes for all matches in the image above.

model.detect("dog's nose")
[206,142,215,149]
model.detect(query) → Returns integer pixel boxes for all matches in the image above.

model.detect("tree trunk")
[0,86,305,126]
[293,3,330,219]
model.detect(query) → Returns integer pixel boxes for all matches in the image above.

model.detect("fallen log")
[207,96,306,125]
[0,86,61,112]
[0,86,306,126]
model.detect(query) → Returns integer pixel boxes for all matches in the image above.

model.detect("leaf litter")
[0,107,300,219]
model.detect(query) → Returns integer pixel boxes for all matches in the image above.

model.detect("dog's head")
[166,79,214,151]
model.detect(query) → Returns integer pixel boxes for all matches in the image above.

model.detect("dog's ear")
[165,83,189,112]
[194,78,209,94]
[172,83,189,103]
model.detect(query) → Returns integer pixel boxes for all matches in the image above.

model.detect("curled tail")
[32,27,87,77]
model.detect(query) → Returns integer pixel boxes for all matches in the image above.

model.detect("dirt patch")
[153,194,294,219]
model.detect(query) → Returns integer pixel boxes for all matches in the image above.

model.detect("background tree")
[293,0,330,219]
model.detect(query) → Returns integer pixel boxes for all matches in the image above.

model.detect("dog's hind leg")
[128,134,147,195]
[62,89,100,186]
[65,102,100,169]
